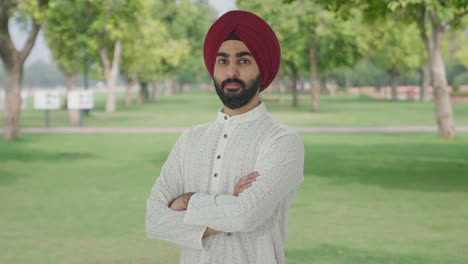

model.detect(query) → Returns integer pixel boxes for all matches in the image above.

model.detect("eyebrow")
[216,51,253,58]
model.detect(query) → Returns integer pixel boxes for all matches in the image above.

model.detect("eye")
[239,58,250,64]
[218,58,228,65]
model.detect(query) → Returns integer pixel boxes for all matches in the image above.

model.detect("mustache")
[221,78,246,89]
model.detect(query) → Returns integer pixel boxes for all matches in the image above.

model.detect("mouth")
[224,82,242,89]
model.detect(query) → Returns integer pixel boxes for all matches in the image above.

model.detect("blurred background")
[1,0,467,263]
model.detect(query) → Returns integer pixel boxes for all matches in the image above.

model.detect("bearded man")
[146,10,304,264]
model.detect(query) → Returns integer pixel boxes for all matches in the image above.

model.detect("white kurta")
[146,102,304,264]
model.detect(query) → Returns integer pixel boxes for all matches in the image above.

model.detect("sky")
[10,0,236,66]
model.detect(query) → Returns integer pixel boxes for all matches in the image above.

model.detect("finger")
[234,180,254,194]
[238,173,259,185]
[242,172,258,179]
[237,177,257,188]
[237,183,252,194]
[235,178,257,191]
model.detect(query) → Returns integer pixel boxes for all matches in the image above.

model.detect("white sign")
[0,90,28,110]
[34,90,61,110]
[21,91,28,109]
[68,90,94,110]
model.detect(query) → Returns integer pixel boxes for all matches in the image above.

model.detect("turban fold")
[203,10,281,91]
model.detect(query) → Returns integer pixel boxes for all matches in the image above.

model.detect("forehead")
[217,40,251,55]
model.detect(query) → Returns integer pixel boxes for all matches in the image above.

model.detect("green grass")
[1,133,467,263]
[5,90,468,128]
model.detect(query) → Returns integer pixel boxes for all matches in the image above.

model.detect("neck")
[222,93,260,116]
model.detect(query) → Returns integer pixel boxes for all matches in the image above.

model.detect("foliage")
[119,0,216,84]
[170,0,216,84]
[367,19,424,78]
[44,0,88,75]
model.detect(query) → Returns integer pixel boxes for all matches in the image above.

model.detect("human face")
[213,40,261,109]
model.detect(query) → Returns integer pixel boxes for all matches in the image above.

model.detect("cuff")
[184,192,215,226]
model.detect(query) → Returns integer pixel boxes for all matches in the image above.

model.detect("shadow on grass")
[304,140,468,193]
[0,143,94,163]
[286,244,463,264]
[0,136,95,164]
[0,140,94,185]
[0,169,24,186]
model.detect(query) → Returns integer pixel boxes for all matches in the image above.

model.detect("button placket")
[210,120,235,194]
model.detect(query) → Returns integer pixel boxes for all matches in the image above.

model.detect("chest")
[183,124,266,195]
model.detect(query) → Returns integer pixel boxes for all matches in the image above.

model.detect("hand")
[203,227,220,238]
[169,192,194,211]
[233,171,259,196]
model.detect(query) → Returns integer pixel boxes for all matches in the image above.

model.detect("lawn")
[1,133,467,264]
[4,90,468,128]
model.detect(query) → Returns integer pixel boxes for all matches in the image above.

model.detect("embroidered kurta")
[146,103,304,264]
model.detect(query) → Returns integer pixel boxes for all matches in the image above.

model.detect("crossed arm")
[168,171,260,238]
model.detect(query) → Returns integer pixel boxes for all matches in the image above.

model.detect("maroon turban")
[203,10,281,91]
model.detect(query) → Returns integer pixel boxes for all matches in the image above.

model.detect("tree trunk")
[0,13,41,140]
[418,64,430,101]
[164,79,174,96]
[125,81,133,107]
[64,72,80,126]
[418,9,456,138]
[430,29,456,138]
[345,68,352,91]
[3,65,23,140]
[152,82,160,102]
[320,78,327,95]
[290,73,298,107]
[139,82,149,104]
[309,41,320,112]
[175,81,181,94]
[389,71,399,101]
[125,74,137,107]
[99,39,122,113]
[287,61,298,107]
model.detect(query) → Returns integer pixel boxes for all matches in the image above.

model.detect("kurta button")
[224,115,228,120]
[224,134,228,139]
[226,232,231,237]
[217,155,221,159]
[214,173,218,178]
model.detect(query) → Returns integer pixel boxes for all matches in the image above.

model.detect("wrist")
[184,192,195,206]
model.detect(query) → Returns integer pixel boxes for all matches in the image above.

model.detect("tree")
[44,0,89,125]
[288,0,468,138]
[367,19,423,100]
[83,0,142,112]
[391,0,467,138]
[169,0,216,86]
[0,0,49,140]
[148,0,215,95]
[120,0,192,105]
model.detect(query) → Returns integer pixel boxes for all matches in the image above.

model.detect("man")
[146,10,304,264]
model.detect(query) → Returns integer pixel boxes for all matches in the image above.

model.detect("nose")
[226,63,239,79]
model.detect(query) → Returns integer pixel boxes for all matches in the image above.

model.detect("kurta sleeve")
[146,130,207,250]
[183,130,304,233]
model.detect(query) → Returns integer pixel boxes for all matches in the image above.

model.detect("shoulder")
[264,112,300,140]
[260,113,303,150]
[178,121,216,142]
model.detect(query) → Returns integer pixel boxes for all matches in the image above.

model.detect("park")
[1,0,468,264]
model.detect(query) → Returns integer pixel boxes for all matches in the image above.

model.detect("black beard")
[214,74,261,109]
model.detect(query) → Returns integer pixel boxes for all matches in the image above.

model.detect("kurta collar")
[217,102,267,124]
